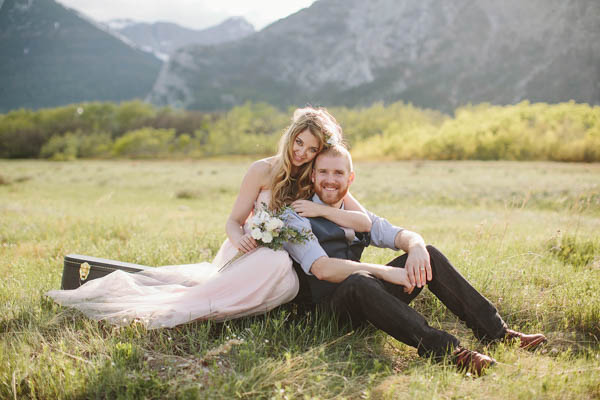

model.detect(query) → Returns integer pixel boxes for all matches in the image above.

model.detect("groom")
[283,145,546,375]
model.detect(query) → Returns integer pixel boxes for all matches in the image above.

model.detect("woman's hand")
[235,233,258,253]
[291,200,327,218]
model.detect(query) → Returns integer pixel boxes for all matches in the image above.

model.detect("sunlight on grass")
[0,159,598,399]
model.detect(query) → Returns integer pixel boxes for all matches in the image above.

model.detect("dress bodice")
[254,189,271,211]
[243,190,271,233]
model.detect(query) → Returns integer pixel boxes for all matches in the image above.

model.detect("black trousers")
[327,245,508,358]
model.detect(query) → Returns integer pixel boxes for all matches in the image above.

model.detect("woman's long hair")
[270,107,343,211]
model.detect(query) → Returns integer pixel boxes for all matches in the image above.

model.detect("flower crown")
[293,108,342,147]
[325,132,341,146]
[320,118,342,147]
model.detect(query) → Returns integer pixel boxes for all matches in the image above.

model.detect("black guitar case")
[61,254,152,290]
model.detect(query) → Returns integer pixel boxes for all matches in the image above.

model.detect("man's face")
[312,153,354,206]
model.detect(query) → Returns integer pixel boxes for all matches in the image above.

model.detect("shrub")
[352,101,600,161]
[40,132,79,160]
[77,132,114,158]
[39,131,113,160]
[112,128,176,158]
[203,102,286,156]
[548,233,598,268]
[175,189,200,199]
[3,100,599,161]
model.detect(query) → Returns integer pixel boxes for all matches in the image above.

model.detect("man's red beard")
[313,182,349,205]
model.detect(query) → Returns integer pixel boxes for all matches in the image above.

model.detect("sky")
[55,0,318,31]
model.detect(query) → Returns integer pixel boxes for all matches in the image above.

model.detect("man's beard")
[314,182,349,206]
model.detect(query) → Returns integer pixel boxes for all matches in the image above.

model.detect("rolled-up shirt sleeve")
[282,210,327,275]
[367,210,403,250]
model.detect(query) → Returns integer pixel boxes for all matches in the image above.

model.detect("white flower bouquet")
[219,203,313,272]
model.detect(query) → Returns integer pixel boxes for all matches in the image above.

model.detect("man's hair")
[316,144,353,172]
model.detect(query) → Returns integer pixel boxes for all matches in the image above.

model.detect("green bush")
[203,102,287,156]
[0,109,48,158]
[39,131,113,160]
[549,233,598,269]
[2,100,599,161]
[39,132,80,161]
[112,128,176,158]
[78,132,114,158]
[353,101,600,161]
[331,101,446,145]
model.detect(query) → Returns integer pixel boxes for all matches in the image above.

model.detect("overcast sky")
[55,0,318,30]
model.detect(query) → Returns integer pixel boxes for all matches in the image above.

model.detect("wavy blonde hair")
[270,107,343,210]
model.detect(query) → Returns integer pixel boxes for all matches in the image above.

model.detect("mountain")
[0,0,162,112]
[104,18,137,31]
[110,17,255,61]
[148,0,600,112]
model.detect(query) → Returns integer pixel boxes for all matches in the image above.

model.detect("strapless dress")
[46,190,299,328]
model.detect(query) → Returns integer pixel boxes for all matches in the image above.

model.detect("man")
[283,145,546,375]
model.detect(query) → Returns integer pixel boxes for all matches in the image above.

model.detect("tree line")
[1,100,598,162]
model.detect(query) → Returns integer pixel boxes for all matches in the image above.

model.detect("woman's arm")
[291,191,372,232]
[225,161,270,253]
[343,191,370,215]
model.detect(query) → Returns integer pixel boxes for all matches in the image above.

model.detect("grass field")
[1,159,599,399]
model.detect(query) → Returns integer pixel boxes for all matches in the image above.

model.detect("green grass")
[1,159,599,399]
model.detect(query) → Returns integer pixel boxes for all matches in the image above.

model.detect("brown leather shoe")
[504,329,547,350]
[452,347,496,376]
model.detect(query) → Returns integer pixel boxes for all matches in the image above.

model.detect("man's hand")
[405,244,432,288]
[291,199,327,218]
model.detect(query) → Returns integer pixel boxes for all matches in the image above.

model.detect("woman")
[47,107,372,329]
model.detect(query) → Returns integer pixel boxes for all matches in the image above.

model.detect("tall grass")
[1,159,599,399]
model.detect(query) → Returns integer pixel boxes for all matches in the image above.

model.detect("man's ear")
[348,171,355,185]
[311,169,315,183]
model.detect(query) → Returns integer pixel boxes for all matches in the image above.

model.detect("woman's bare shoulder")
[248,157,276,173]
[246,157,278,187]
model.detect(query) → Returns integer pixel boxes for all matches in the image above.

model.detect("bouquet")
[218,203,314,272]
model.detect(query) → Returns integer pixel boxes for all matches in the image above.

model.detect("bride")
[47,107,372,329]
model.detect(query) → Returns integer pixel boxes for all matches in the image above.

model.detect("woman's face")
[290,129,320,167]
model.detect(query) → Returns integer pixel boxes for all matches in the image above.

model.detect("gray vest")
[293,217,370,304]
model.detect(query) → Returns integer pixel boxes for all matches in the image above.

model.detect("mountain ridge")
[148,0,600,112]
[111,17,255,61]
[0,0,162,112]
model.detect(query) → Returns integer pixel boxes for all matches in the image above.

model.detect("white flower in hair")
[326,134,340,146]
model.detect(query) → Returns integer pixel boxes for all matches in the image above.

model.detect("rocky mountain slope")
[148,0,600,112]
[0,0,162,112]
[111,17,255,61]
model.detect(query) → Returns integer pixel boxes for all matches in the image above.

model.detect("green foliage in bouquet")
[219,204,314,272]
[248,203,314,251]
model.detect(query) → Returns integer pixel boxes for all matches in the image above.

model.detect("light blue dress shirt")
[283,194,403,275]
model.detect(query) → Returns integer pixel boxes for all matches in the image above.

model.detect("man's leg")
[384,245,507,342]
[327,270,460,359]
